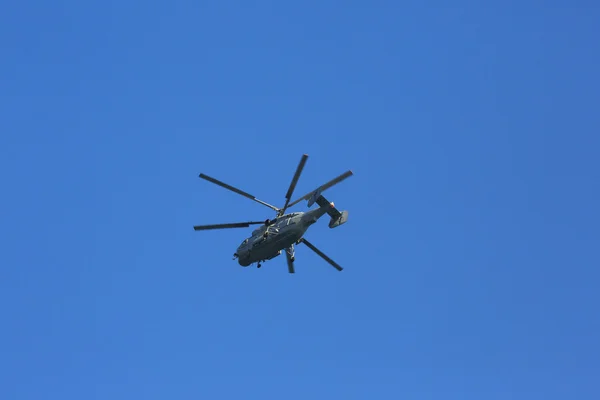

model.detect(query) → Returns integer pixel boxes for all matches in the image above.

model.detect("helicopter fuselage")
[234,206,328,266]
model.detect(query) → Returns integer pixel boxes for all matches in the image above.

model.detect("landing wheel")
[257,262,262,268]
[290,257,295,262]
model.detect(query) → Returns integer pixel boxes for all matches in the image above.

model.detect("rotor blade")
[286,170,353,209]
[193,221,265,231]
[285,247,295,274]
[280,154,308,215]
[298,238,343,271]
[199,173,279,211]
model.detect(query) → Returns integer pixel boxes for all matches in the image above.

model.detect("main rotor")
[194,154,353,228]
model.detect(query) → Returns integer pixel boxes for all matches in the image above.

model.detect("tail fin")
[328,210,348,228]
[310,192,349,229]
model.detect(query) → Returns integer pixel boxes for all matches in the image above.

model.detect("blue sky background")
[1,1,599,399]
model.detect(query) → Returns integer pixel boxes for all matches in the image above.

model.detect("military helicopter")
[193,154,352,273]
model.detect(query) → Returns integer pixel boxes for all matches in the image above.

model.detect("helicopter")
[193,154,353,273]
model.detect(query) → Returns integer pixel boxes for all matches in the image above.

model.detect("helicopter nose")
[238,257,251,267]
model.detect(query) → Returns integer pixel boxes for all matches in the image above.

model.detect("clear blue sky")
[1,1,599,399]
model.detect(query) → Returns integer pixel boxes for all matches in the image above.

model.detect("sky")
[1,1,599,399]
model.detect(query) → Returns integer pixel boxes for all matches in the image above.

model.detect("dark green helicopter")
[193,154,352,273]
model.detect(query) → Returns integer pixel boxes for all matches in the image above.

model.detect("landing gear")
[257,263,261,268]
[286,245,296,262]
